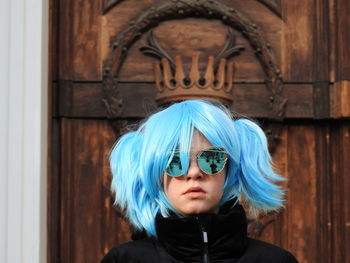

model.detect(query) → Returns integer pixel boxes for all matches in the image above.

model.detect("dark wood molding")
[313,81,330,119]
[55,80,317,119]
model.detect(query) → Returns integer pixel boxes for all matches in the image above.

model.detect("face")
[163,130,226,215]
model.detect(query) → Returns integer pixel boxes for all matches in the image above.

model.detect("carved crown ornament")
[154,54,234,105]
[139,29,244,106]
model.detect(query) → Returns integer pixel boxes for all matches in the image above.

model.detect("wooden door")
[49,0,350,262]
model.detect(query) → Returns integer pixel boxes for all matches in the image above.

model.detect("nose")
[186,159,204,180]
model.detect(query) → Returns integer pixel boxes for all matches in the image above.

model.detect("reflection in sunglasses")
[165,147,228,177]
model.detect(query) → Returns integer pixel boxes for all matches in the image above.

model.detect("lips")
[184,187,206,195]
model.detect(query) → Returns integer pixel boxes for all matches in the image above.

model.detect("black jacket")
[101,203,298,263]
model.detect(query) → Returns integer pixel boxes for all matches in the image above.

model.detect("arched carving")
[103,0,286,114]
[102,0,287,153]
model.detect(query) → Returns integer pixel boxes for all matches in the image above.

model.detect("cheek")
[214,170,226,187]
[163,173,171,195]
[163,174,181,199]
[211,173,226,196]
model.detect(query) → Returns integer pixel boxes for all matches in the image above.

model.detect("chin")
[181,205,215,215]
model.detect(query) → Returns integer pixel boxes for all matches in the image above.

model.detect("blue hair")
[109,99,285,236]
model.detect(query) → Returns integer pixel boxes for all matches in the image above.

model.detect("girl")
[101,99,298,263]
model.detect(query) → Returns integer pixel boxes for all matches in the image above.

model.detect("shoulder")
[239,238,299,263]
[100,238,173,263]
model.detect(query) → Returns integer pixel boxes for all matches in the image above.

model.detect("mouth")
[184,187,206,195]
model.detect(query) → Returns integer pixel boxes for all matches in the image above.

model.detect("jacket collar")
[155,201,248,262]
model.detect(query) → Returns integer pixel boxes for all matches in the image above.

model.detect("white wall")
[0,0,49,262]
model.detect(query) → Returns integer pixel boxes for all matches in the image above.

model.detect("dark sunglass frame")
[165,146,229,177]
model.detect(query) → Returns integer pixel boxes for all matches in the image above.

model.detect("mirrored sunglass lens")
[166,153,183,177]
[198,148,227,174]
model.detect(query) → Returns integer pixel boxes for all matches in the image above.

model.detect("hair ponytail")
[110,131,142,209]
[233,119,285,216]
[109,131,158,236]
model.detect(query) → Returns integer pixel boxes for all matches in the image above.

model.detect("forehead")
[190,130,212,152]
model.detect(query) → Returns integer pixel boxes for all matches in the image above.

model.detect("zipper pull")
[202,231,208,243]
[195,216,210,263]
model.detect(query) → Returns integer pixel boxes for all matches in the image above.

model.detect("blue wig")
[109,99,285,236]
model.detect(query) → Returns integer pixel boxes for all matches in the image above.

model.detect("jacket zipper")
[195,216,209,263]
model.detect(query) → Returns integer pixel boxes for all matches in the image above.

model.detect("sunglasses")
[165,146,229,177]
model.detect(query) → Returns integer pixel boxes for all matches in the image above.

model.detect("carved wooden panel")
[49,0,350,262]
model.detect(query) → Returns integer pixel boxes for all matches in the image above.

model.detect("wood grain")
[60,119,131,263]
[330,122,350,263]
[281,1,315,82]
[328,0,336,83]
[341,124,350,263]
[259,126,288,247]
[59,0,102,80]
[286,125,317,263]
[334,0,350,81]
[315,122,332,263]
[313,0,330,118]
[58,0,74,80]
